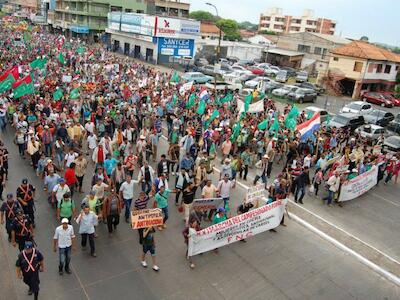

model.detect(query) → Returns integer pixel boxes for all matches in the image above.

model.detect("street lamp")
[205,2,221,63]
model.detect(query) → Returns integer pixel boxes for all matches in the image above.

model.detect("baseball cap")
[6,193,13,199]
[24,241,34,249]
[218,207,225,213]
[61,218,69,224]
[22,178,28,184]
[58,178,65,183]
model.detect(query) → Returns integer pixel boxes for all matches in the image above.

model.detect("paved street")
[1,129,400,300]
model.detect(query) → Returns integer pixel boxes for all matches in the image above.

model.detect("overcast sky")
[187,0,399,46]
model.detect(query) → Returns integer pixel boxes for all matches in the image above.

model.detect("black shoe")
[269,229,277,233]
[240,239,247,243]
[125,218,129,223]
[65,269,71,274]
[28,289,33,295]
[294,199,298,203]
[59,270,63,275]
[299,200,304,204]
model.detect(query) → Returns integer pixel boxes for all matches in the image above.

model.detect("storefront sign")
[156,17,200,38]
[158,37,194,57]
[131,209,163,229]
[191,198,224,211]
[338,166,378,202]
[108,12,155,36]
[188,199,287,256]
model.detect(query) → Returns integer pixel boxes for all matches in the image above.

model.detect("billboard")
[158,37,195,57]
[108,12,155,36]
[155,17,200,38]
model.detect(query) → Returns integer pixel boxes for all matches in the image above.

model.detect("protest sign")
[237,99,264,113]
[62,75,72,83]
[188,199,287,256]
[246,184,265,203]
[191,198,224,211]
[338,166,378,202]
[131,209,163,229]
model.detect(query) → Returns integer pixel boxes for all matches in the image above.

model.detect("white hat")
[140,135,146,139]
[351,169,358,173]
[224,158,231,163]
[61,218,69,224]
[263,154,269,159]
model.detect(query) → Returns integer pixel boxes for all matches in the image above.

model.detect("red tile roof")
[331,41,400,62]
[200,22,224,35]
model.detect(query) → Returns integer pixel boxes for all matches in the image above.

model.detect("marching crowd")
[0,20,399,299]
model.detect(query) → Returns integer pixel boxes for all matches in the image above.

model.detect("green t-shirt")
[213,213,227,225]
[155,190,171,209]
[171,131,178,144]
[241,151,251,166]
[58,199,75,218]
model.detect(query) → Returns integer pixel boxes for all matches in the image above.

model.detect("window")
[298,44,311,53]
[396,65,399,71]
[333,57,339,61]
[376,64,383,73]
[368,63,375,73]
[322,48,327,59]
[125,8,132,12]
[353,61,363,72]
[384,65,392,73]
[314,47,322,55]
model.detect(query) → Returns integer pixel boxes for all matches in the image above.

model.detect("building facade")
[200,21,224,40]
[107,12,199,64]
[274,32,350,73]
[153,0,189,18]
[327,41,400,98]
[259,8,336,35]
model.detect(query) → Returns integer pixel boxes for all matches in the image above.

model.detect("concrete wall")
[111,32,157,61]
[364,61,399,81]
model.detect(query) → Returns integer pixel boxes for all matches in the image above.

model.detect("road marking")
[371,193,400,208]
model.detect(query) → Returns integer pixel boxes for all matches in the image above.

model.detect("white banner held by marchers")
[237,99,264,113]
[188,199,287,256]
[338,166,378,202]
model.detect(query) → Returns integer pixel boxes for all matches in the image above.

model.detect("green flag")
[269,117,280,133]
[306,110,314,120]
[59,53,66,65]
[285,117,297,130]
[69,88,80,99]
[0,74,15,93]
[205,109,219,128]
[13,82,34,98]
[171,71,180,83]
[257,119,268,130]
[172,93,178,106]
[287,105,299,119]
[30,58,47,70]
[197,100,206,115]
[259,92,266,99]
[230,123,241,142]
[53,88,64,101]
[220,93,233,104]
[244,94,252,113]
[23,32,31,44]
[326,114,331,125]
[186,93,196,109]
[76,46,86,54]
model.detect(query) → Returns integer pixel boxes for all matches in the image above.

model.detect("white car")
[244,76,271,88]
[355,124,387,140]
[340,101,373,115]
[256,63,271,69]
[231,65,252,74]
[272,85,299,97]
[264,65,280,76]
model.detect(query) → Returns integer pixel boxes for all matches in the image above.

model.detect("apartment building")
[259,8,336,35]
[53,0,190,41]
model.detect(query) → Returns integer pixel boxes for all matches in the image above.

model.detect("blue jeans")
[324,190,334,205]
[124,198,132,220]
[161,207,169,223]
[295,186,305,202]
[141,181,152,194]
[44,143,52,156]
[59,246,71,270]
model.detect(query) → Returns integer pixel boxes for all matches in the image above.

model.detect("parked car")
[363,110,395,127]
[276,70,289,83]
[237,59,255,66]
[295,82,325,95]
[383,136,400,153]
[382,92,400,106]
[327,113,365,131]
[264,65,280,76]
[303,106,329,123]
[355,124,387,140]
[264,81,284,93]
[244,76,271,89]
[226,56,239,64]
[361,92,394,107]
[340,101,373,115]
[205,81,241,92]
[256,63,271,69]
[386,114,400,135]
[280,67,297,77]
[182,72,214,84]
[272,85,299,97]
[231,65,253,74]
[223,76,243,91]
[296,71,309,83]
[247,66,265,75]
[199,64,233,77]
[287,88,317,103]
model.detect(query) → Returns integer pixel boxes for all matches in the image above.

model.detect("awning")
[267,48,304,57]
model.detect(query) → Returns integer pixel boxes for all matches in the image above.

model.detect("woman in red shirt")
[64,162,77,197]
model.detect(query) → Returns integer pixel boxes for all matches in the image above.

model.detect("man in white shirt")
[52,178,71,205]
[53,218,75,275]
[64,148,78,168]
[76,204,98,257]
[119,175,138,222]
[323,171,341,207]
[216,174,235,212]
[86,132,98,157]
[84,121,95,135]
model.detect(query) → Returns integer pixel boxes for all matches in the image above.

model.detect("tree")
[360,36,369,42]
[189,10,217,22]
[216,19,241,41]
[393,47,400,54]
[258,30,277,35]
